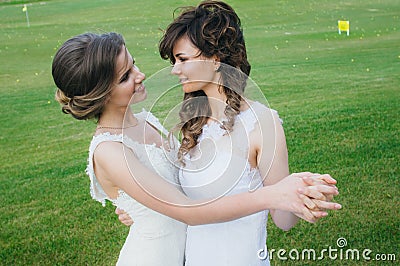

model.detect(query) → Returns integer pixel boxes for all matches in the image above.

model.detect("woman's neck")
[98,108,137,128]
[203,87,249,123]
[203,85,228,121]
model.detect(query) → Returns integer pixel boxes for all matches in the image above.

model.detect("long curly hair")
[159,0,251,163]
[52,32,125,120]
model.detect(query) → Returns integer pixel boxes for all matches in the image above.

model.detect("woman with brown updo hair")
[158,1,340,265]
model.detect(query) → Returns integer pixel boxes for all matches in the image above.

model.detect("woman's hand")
[270,172,341,223]
[115,208,134,226]
[299,174,341,210]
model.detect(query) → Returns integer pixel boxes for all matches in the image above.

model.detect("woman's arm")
[255,109,339,229]
[254,109,300,230]
[94,141,338,226]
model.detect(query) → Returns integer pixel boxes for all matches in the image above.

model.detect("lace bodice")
[179,101,280,199]
[86,110,181,227]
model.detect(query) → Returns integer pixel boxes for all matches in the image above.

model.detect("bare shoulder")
[93,141,126,165]
[94,140,123,153]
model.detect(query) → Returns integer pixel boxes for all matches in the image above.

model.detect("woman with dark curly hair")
[158,1,335,265]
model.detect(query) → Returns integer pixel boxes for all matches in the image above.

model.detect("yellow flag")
[22,5,27,12]
[338,20,350,35]
[338,20,349,31]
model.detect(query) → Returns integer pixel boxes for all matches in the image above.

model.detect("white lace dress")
[179,102,277,266]
[86,110,187,266]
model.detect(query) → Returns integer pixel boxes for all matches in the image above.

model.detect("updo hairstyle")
[52,32,125,120]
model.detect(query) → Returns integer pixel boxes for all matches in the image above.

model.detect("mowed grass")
[0,0,398,265]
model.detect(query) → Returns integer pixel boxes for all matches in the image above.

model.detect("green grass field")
[1,0,399,265]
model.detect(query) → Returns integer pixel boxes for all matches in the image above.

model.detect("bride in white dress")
[52,32,340,265]
[86,110,187,265]
[179,100,281,266]
[157,1,341,265]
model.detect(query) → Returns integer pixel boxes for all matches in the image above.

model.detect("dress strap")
[136,109,179,152]
[136,109,170,137]
[86,133,123,206]
[238,101,283,133]
[233,101,283,156]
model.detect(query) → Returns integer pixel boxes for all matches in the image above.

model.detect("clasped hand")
[277,172,341,223]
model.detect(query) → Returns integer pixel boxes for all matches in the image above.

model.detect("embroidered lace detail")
[86,109,179,207]
[237,160,264,193]
[122,136,180,185]
[198,102,281,144]
[236,104,258,134]
[113,189,132,212]
[86,132,123,206]
[199,120,226,142]
[180,102,282,196]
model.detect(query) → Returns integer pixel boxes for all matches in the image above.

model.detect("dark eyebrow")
[174,52,201,59]
[174,53,185,58]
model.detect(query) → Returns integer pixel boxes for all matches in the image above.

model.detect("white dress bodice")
[86,110,187,266]
[179,102,275,266]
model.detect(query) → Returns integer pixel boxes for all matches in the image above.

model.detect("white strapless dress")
[179,102,276,266]
[86,110,187,266]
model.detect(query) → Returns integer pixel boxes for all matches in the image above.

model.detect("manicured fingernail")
[335,204,342,209]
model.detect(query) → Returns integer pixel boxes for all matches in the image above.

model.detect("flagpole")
[26,10,30,27]
[23,4,30,27]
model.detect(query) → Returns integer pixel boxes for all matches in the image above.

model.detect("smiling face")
[171,36,220,94]
[107,46,147,108]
